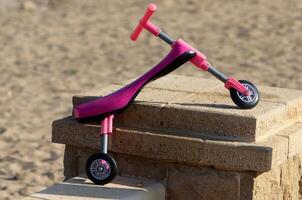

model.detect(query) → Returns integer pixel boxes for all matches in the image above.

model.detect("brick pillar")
[53,75,302,200]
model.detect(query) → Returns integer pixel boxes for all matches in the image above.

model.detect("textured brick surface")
[52,115,302,173]
[113,153,168,181]
[252,153,302,200]
[61,147,302,200]
[278,122,302,158]
[203,140,271,171]
[52,75,302,200]
[72,75,302,142]
[167,165,240,200]
[53,117,273,172]
[258,134,288,167]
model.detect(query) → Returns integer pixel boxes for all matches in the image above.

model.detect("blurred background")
[0,0,301,199]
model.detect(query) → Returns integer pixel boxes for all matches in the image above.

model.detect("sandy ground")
[0,0,301,199]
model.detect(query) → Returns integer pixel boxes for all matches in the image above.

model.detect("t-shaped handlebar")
[130,3,161,41]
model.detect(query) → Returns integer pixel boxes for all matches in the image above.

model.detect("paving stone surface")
[24,176,165,200]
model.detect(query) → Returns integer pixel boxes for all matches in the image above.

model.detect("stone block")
[71,75,302,142]
[63,145,81,180]
[113,153,168,181]
[239,172,257,200]
[61,146,302,200]
[203,140,272,171]
[278,122,302,158]
[258,134,288,167]
[53,117,273,172]
[52,116,100,150]
[51,75,302,200]
[167,164,240,200]
[252,153,302,200]
[111,128,204,165]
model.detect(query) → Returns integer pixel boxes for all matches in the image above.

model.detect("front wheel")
[86,153,117,185]
[230,80,260,109]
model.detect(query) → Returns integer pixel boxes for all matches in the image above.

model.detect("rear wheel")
[86,153,117,185]
[230,80,260,109]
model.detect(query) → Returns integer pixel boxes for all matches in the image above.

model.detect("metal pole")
[207,66,228,83]
[100,134,108,154]
[158,32,174,45]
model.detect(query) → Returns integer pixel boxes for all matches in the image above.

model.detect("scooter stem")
[130,3,248,95]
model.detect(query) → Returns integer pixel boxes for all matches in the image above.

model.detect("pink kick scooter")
[73,3,260,185]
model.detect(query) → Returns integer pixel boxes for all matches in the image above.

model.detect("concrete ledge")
[25,176,165,200]
[52,117,272,172]
[72,75,302,142]
[52,115,302,173]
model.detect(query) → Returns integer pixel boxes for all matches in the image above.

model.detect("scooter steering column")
[158,31,174,45]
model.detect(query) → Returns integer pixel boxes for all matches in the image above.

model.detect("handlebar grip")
[130,3,157,41]
[130,23,143,41]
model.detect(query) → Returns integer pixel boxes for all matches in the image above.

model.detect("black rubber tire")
[86,153,117,185]
[230,80,260,109]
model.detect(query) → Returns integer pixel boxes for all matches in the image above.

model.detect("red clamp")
[225,77,249,95]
